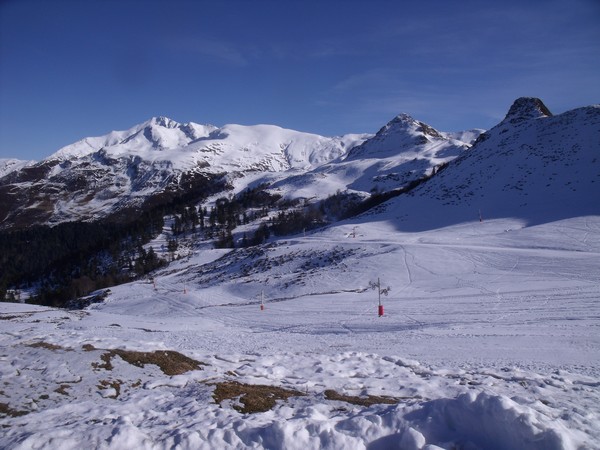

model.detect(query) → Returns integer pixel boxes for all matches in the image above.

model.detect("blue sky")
[1,0,599,160]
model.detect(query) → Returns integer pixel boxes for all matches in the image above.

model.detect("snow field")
[1,304,597,449]
[2,215,599,449]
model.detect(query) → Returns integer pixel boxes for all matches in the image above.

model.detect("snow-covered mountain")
[49,116,366,173]
[0,158,36,178]
[0,118,369,229]
[0,112,475,230]
[259,113,477,204]
[49,116,218,162]
[372,97,600,230]
[0,97,597,233]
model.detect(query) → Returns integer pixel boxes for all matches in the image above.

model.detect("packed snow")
[1,215,599,449]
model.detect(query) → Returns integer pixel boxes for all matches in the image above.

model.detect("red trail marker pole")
[370,277,390,317]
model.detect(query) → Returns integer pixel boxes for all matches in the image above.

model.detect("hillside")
[265,113,478,203]
[1,215,599,449]
[376,98,600,231]
[1,97,599,449]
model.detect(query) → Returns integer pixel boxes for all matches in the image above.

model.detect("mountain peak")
[379,113,444,141]
[346,113,451,161]
[385,113,419,129]
[503,97,553,124]
[146,116,180,129]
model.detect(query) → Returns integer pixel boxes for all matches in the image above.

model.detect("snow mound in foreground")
[403,392,576,450]
[5,390,581,450]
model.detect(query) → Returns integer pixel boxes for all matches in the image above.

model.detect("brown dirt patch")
[0,402,28,418]
[95,349,206,375]
[212,381,305,414]
[54,384,70,396]
[97,380,122,399]
[27,341,67,351]
[324,389,399,406]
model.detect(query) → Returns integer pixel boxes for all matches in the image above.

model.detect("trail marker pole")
[370,278,391,317]
[377,278,384,316]
[260,290,265,311]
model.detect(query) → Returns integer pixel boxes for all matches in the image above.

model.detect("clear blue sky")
[1,0,599,160]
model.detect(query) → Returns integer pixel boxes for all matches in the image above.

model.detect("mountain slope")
[373,98,600,231]
[0,110,478,230]
[50,117,366,173]
[49,116,217,161]
[264,113,477,203]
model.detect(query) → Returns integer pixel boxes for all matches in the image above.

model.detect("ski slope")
[1,215,599,449]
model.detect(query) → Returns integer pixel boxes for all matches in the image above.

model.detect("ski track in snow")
[1,216,600,449]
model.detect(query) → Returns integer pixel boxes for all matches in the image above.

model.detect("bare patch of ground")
[93,349,206,375]
[212,381,305,414]
[97,380,122,399]
[54,385,70,396]
[0,403,28,418]
[324,389,399,406]
[27,341,68,351]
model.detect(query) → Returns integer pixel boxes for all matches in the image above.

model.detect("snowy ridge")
[0,158,36,178]
[190,123,367,172]
[49,117,218,161]
[50,117,364,173]
[262,113,476,201]
[346,113,460,160]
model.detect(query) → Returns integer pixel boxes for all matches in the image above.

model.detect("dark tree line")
[202,185,282,247]
[171,206,203,235]
[270,208,326,236]
[0,211,166,307]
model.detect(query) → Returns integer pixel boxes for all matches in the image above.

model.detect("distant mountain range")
[0,97,597,232]
[0,110,475,230]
